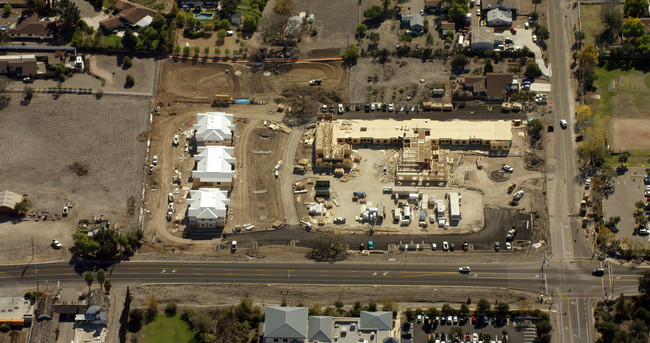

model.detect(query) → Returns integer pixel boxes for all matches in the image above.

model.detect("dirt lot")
[0,94,150,263]
[130,282,540,312]
[157,59,347,103]
[87,54,158,94]
[348,59,452,103]
[610,118,650,151]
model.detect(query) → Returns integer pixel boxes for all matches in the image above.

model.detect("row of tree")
[72,228,143,260]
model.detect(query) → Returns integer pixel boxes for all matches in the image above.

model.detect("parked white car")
[152,155,158,165]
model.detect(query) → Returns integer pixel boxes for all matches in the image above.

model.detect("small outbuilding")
[0,191,22,215]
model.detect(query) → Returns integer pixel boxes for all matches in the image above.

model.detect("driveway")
[602,167,649,243]
[503,23,550,77]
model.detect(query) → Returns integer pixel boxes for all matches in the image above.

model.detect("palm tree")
[84,272,94,294]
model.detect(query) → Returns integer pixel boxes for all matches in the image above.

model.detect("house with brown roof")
[464,76,487,96]
[440,21,456,35]
[8,12,55,40]
[486,72,518,100]
[100,0,158,32]
[463,73,518,99]
[0,55,38,76]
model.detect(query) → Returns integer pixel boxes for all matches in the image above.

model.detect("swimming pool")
[194,12,214,20]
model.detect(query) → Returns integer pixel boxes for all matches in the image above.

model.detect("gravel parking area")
[602,168,649,243]
[0,94,151,263]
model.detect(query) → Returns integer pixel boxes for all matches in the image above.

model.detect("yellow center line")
[607,262,613,294]
[600,261,605,296]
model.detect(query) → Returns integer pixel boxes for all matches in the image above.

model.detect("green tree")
[145,294,159,322]
[441,303,454,315]
[369,32,381,45]
[623,17,646,39]
[579,126,608,166]
[484,59,493,74]
[536,26,550,40]
[13,199,29,215]
[217,18,231,30]
[193,46,200,55]
[636,214,648,227]
[399,34,413,43]
[342,44,360,64]
[524,60,542,78]
[450,327,463,339]
[274,0,294,16]
[215,47,221,55]
[96,269,106,290]
[601,3,623,42]
[165,301,177,316]
[495,302,509,316]
[84,271,94,293]
[597,320,619,342]
[103,279,112,294]
[404,308,416,322]
[128,308,144,332]
[217,29,227,40]
[0,322,9,332]
[334,301,344,312]
[3,4,11,15]
[640,271,650,296]
[356,23,367,37]
[220,0,239,15]
[449,3,468,22]
[624,0,649,18]
[367,302,377,311]
[476,298,491,315]
[459,304,470,317]
[307,231,348,262]
[618,151,631,166]
[242,15,257,31]
[425,307,440,318]
[121,29,138,50]
[122,56,132,69]
[451,54,469,70]
[150,13,166,30]
[125,75,135,87]
[364,5,384,20]
[204,46,210,55]
[55,0,81,39]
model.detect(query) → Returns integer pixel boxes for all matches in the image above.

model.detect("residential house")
[8,12,55,40]
[481,0,518,18]
[486,8,512,27]
[464,76,487,96]
[99,0,158,32]
[401,12,424,32]
[440,21,456,35]
[486,72,518,100]
[0,55,38,76]
[471,27,503,50]
[187,188,230,228]
[194,112,235,146]
[360,311,393,331]
[231,11,242,25]
[191,146,236,191]
[0,190,22,215]
[74,305,107,325]
[464,73,517,99]
[263,307,308,343]
[424,0,443,12]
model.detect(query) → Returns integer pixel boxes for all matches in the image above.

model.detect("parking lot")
[405,316,537,343]
[602,168,650,243]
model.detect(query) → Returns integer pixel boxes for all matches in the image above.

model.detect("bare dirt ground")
[130,282,541,312]
[229,123,289,229]
[292,0,376,55]
[348,59,451,103]
[157,59,347,103]
[610,118,650,151]
[87,54,157,94]
[0,94,150,263]
[143,100,288,249]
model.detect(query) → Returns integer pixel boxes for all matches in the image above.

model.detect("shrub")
[122,56,132,69]
[165,301,177,316]
[125,75,134,87]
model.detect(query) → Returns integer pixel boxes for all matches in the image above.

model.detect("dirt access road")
[156,59,347,103]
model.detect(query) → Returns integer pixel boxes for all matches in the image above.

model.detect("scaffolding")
[396,133,449,182]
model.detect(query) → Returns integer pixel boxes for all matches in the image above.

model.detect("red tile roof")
[100,0,157,30]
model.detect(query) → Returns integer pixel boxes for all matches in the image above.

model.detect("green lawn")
[143,314,194,343]
[593,67,650,123]
[605,150,650,168]
[101,35,122,49]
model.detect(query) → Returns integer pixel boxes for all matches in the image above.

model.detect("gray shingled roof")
[264,307,308,339]
[383,338,400,343]
[308,316,333,342]
[360,311,393,331]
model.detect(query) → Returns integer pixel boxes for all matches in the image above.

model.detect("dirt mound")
[524,155,545,171]
[489,169,510,182]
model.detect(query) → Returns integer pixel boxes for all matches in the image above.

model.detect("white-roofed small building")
[188,188,230,228]
[194,112,235,146]
[192,146,236,192]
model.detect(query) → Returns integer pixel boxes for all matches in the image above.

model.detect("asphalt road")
[0,260,640,295]
[545,0,604,339]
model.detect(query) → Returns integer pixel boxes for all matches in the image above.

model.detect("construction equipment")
[213,94,234,104]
